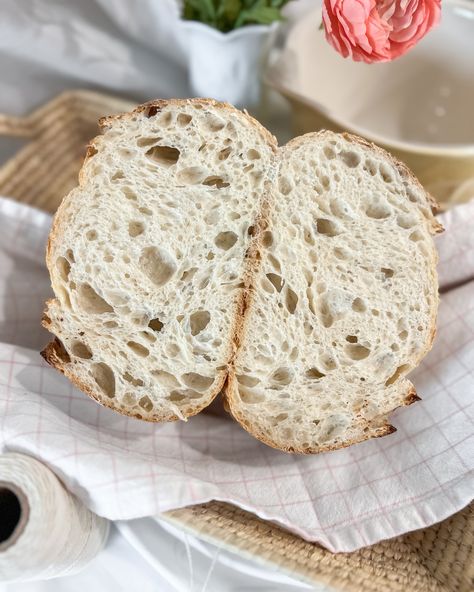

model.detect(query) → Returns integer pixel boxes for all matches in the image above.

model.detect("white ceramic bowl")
[268,0,474,204]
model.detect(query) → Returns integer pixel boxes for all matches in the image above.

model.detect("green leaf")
[201,0,217,20]
[217,0,242,19]
[183,0,200,14]
[236,5,282,26]
[184,0,288,31]
[216,0,242,30]
[183,0,216,25]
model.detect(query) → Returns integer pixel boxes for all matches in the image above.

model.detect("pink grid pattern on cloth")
[0,196,472,552]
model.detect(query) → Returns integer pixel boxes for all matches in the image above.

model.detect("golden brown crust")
[227,172,276,364]
[41,336,228,423]
[100,97,278,151]
[225,375,402,454]
[285,130,440,225]
[225,377,425,454]
[404,385,421,405]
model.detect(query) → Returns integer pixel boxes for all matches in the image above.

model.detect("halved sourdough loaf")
[43,99,441,452]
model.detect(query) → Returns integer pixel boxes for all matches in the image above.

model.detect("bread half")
[43,99,440,452]
[226,132,441,452]
[43,99,276,421]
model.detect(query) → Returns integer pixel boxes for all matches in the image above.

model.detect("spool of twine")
[0,453,109,583]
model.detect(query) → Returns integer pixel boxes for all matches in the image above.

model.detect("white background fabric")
[0,0,187,113]
[0,0,315,117]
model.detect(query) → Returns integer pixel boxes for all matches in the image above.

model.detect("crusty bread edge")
[224,130,440,454]
[99,97,278,149]
[42,98,276,422]
[41,332,228,423]
[226,374,420,454]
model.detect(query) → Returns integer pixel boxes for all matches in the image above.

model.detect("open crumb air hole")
[340,150,361,168]
[177,113,192,127]
[91,363,115,398]
[239,388,265,404]
[190,311,210,336]
[182,373,214,391]
[285,286,298,314]
[139,247,177,286]
[122,187,137,201]
[145,146,180,167]
[148,318,164,333]
[137,137,162,148]
[324,146,336,159]
[271,367,293,386]
[316,218,340,237]
[385,364,410,386]
[129,221,145,237]
[352,298,366,313]
[77,284,113,314]
[262,231,273,248]
[202,176,230,189]
[139,396,153,412]
[177,166,206,184]
[366,200,392,219]
[266,273,284,293]
[71,341,92,359]
[152,370,179,389]
[306,368,325,379]
[346,344,371,360]
[86,229,98,241]
[279,177,292,195]
[237,375,260,387]
[218,147,232,161]
[124,372,144,387]
[204,114,225,132]
[214,231,237,250]
[56,257,71,282]
[127,341,150,357]
[247,149,261,160]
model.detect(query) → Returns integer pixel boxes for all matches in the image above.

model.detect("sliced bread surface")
[43,99,277,421]
[43,99,440,452]
[226,132,441,452]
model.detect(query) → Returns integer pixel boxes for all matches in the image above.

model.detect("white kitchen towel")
[0,195,472,553]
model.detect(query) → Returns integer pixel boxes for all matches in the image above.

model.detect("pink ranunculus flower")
[322,0,441,63]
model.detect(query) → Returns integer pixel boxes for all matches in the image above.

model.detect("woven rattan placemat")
[0,90,471,592]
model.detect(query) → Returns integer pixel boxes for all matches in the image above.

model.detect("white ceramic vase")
[181,20,278,108]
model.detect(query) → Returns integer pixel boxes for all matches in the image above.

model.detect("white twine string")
[0,453,109,583]
[184,532,195,592]
[200,546,220,592]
